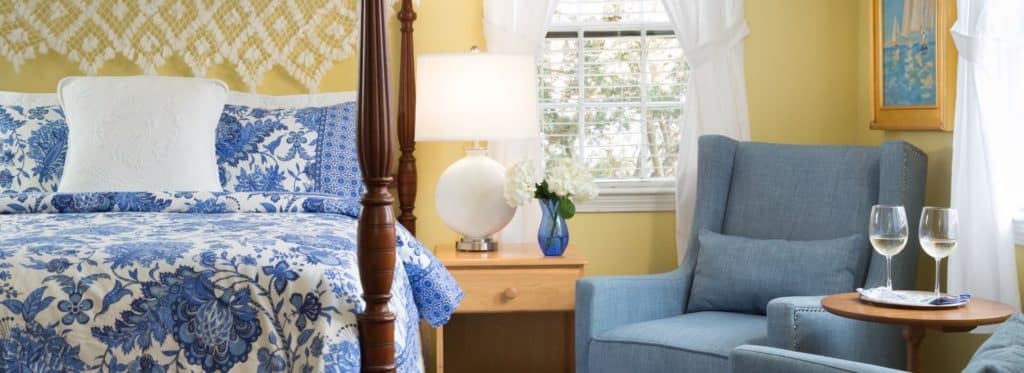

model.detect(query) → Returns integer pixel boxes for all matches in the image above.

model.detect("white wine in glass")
[921,238,958,259]
[869,236,908,257]
[868,205,909,290]
[919,207,959,298]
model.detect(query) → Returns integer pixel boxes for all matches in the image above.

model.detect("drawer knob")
[502,287,518,300]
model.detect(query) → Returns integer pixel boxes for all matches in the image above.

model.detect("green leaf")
[534,180,546,199]
[557,197,575,220]
[535,180,555,200]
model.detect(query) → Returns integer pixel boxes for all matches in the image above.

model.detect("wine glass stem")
[885,256,893,290]
[934,258,941,298]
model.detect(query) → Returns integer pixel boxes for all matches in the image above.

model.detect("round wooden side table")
[821,292,1013,373]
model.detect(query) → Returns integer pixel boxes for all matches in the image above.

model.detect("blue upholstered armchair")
[575,135,928,373]
[730,313,1024,373]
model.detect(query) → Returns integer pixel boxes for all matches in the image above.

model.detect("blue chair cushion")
[588,311,767,373]
[964,313,1024,373]
[687,230,870,315]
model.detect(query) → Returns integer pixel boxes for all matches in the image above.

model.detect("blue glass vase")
[537,198,569,256]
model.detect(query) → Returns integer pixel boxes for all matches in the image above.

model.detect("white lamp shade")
[415,53,540,141]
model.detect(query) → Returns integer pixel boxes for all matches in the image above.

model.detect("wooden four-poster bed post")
[357,0,418,371]
[397,0,418,236]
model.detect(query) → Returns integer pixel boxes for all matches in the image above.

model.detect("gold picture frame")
[869,0,956,131]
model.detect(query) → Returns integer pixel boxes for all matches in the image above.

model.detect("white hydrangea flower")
[545,159,573,198]
[504,160,541,206]
[545,158,598,201]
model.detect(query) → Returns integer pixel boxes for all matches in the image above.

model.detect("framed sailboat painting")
[870,0,956,131]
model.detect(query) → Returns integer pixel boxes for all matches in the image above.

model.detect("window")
[538,0,688,212]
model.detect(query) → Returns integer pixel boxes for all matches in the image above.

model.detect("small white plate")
[859,290,969,309]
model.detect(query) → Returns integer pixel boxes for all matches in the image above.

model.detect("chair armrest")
[767,296,906,369]
[731,345,906,373]
[575,267,690,373]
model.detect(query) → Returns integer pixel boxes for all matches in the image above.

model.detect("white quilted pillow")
[57,76,227,192]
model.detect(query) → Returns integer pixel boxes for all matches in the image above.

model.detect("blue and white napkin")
[857,287,971,306]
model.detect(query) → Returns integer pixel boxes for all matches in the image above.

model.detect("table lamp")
[416,51,539,251]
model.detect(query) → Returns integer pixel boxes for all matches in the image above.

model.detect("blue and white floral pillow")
[0,103,68,193]
[216,101,364,198]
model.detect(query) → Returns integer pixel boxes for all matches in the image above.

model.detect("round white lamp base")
[435,148,516,252]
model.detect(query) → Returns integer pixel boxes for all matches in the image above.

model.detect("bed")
[0,0,438,372]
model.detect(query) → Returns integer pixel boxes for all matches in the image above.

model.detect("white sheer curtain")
[484,0,557,243]
[660,0,751,262]
[948,0,1023,312]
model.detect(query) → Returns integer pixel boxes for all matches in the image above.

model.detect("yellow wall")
[746,0,863,146]
[2,1,1021,371]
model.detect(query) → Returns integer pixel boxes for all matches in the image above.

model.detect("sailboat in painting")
[889,16,901,47]
[901,0,932,51]
[882,0,936,106]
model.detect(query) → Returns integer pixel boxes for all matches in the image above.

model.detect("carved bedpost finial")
[397,0,418,235]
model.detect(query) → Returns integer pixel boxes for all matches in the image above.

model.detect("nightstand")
[427,244,587,373]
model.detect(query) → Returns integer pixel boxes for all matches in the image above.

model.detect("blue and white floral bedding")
[0,191,462,372]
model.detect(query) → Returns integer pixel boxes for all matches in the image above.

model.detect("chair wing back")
[682,136,927,293]
[869,141,927,288]
[721,141,880,241]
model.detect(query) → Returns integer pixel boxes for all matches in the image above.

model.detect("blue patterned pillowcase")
[216,101,364,198]
[0,104,68,193]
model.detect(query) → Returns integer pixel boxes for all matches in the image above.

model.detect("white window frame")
[577,178,676,212]
[540,21,682,213]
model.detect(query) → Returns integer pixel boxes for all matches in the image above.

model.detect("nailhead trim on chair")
[791,307,828,350]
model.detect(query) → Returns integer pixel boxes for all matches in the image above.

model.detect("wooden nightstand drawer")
[428,244,587,373]
[450,268,579,313]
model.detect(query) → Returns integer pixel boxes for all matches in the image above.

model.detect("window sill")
[576,180,676,213]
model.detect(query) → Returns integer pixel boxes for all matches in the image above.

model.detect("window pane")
[538,1,688,182]
[646,35,688,103]
[644,106,682,177]
[583,106,642,178]
[583,37,642,103]
[541,106,579,160]
[551,0,671,27]
[540,39,580,104]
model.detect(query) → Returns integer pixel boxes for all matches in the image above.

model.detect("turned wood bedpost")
[357,0,397,371]
[397,0,418,236]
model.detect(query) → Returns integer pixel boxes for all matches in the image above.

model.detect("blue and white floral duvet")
[0,191,462,372]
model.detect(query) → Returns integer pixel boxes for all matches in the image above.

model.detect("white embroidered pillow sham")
[57,76,227,192]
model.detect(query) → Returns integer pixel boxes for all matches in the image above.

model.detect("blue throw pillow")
[0,104,67,194]
[687,229,870,315]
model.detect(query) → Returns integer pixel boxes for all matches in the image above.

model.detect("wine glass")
[919,207,959,298]
[869,205,909,290]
